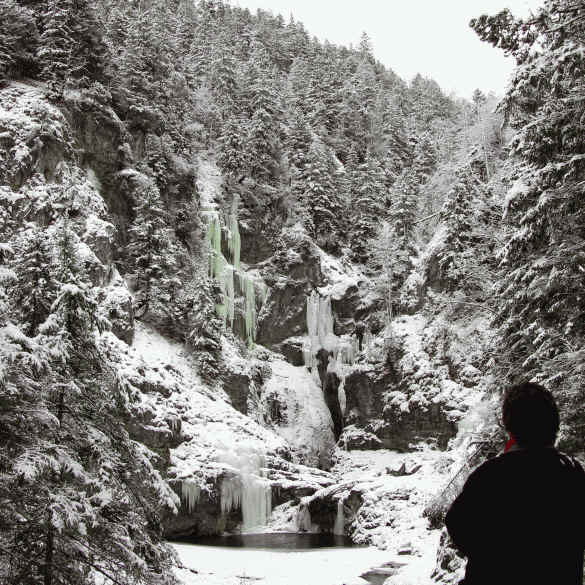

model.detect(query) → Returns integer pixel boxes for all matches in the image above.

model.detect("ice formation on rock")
[181,481,201,514]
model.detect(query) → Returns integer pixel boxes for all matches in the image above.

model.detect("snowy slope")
[101,325,290,490]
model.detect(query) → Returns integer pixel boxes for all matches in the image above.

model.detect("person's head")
[502,382,560,448]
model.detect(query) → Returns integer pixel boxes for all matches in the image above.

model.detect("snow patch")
[197,156,222,211]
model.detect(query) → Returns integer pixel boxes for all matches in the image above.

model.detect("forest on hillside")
[1,0,585,584]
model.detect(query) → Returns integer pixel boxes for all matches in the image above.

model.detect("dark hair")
[502,382,560,448]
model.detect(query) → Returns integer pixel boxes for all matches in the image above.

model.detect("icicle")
[181,481,201,514]
[204,207,263,343]
[305,291,339,372]
[302,338,314,368]
[221,476,242,514]
[221,264,235,327]
[205,213,224,278]
[333,499,345,535]
[307,291,319,339]
[258,281,269,304]
[219,453,272,531]
[212,214,222,262]
[244,275,256,347]
[363,328,373,352]
[338,377,346,415]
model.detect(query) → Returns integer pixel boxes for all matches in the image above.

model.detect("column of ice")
[220,451,272,531]
[305,292,336,364]
[296,500,312,532]
[333,499,345,535]
[241,475,272,530]
[228,196,241,271]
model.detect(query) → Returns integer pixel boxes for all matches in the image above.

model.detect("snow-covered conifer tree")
[126,178,176,318]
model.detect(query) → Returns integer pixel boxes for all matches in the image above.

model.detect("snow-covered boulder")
[339,425,383,450]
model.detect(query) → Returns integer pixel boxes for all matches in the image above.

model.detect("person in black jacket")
[445,382,585,585]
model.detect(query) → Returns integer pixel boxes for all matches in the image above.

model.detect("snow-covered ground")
[196,155,222,211]
[133,321,203,385]
[174,542,393,585]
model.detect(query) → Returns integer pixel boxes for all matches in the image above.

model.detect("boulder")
[220,369,251,415]
[360,568,399,585]
[339,425,382,451]
[239,219,274,264]
[275,336,305,366]
[83,215,116,267]
[64,92,133,247]
[98,279,135,345]
[430,528,466,584]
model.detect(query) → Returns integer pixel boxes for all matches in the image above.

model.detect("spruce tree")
[246,63,282,185]
[350,153,387,263]
[126,178,176,318]
[10,227,57,336]
[302,142,343,250]
[217,117,250,180]
[435,168,487,292]
[38,0,108,92]
[0,218,179,585]
[0,1,38,83]
[386,166,419,290]
[472,0,585,447]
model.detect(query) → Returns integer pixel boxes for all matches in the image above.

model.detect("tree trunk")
[44,513,54,585]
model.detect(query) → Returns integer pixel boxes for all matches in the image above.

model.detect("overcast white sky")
[232,0,544,99]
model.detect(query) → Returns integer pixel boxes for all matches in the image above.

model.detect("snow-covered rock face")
[259,357,335,469]
[257,235,325,348]
[341,313,487,451]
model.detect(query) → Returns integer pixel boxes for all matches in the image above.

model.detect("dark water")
[174,533,356,550]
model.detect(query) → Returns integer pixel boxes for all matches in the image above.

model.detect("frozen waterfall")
[304,291,362,386]
[219,449,272,531]
[203,203,263,347]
